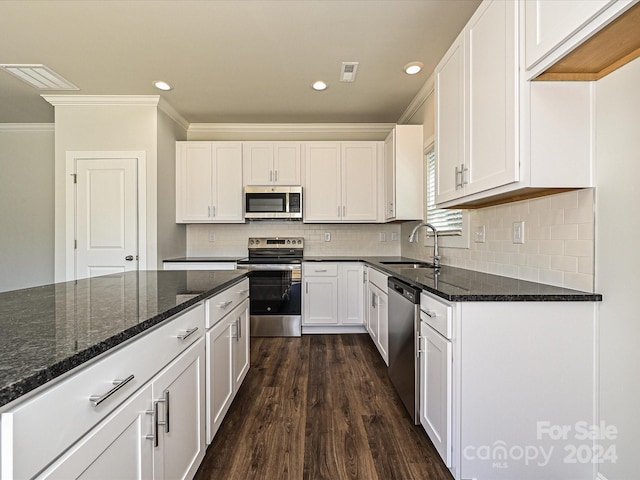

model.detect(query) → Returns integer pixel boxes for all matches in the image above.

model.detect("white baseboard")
[302,325,367,334]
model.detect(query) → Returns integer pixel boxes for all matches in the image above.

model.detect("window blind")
[426,148,463,236]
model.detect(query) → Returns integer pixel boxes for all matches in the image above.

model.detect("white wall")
[156,110,187,265]
[52,103,159,280]
[595,58,640,480]
[0,125,55,292]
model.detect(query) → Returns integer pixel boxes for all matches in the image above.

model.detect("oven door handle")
[238,264,301,271]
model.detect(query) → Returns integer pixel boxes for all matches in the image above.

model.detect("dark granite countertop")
[0,270,247,409]
[303,256,603,302]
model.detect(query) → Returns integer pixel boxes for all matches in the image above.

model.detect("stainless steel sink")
[381,262,437,269]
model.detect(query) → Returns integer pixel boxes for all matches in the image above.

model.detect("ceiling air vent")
[0,64,79,90]
[340,62,359,82]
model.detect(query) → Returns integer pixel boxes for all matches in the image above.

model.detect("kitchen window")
[425,146,469,248]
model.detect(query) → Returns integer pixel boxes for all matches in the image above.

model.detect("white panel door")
[75,158,137,280]
[243,143,274,185]
[465,0,518,195]
[303,277,339,324]
[206,316,234,443]
[304,143,341,222]
[232,299,250,390]
[177,142,213,222]
[341,143,378,221]
[274,143,301,185]
[435,33,465,204]
[212,143,244,222]
[152,339,205,480]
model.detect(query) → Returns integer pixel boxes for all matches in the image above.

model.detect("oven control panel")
[248,237,304,249]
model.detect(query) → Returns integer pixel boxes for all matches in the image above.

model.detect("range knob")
[256,239,261,244]
[286,239,291,244]
[249,239,254,245]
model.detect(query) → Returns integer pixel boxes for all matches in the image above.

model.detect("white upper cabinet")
[242,142,301,186]
[524,0,635,78]
[384,125,424,221]
[176,142,244,223]
[304,142,379,223]
[435,0,594,208]
[435,32,465,204]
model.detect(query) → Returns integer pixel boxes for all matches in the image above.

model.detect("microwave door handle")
[285,193,290,213]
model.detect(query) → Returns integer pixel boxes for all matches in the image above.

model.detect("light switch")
[208,232,216,242]
[379,232,387,242]
[513,221,525,244]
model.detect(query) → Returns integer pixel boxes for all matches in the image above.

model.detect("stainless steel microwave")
[244,186,302,219]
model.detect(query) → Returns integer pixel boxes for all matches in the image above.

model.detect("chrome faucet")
[408,222,440,268]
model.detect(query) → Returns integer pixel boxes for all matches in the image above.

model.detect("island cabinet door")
[151,338,206,480]
[206,314,235,443]
[37,384,154,479]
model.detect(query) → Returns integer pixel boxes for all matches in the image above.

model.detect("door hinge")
[71,173,77,184]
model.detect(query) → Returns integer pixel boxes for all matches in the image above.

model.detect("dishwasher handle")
[388,277,420,304]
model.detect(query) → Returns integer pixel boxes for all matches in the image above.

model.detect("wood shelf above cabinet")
[536,2,640,81]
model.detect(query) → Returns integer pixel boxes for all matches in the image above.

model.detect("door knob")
[125,255,134,261]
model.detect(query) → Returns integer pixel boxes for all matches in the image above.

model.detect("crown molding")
[0,123,54,132]
[41,95,161,107]
[157,98,189,132]
[397,71,435,124]
[188,122,395,135]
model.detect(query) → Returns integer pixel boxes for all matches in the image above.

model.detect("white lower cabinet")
[38,336,206,480]
[38,384,154,479]
[418,291,597,480]
[365,267,389,365]
[302,263,365,331]
[205,297,249,443]
[419,320,451,468]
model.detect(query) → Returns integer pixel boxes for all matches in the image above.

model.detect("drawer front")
[420,292,452,339]
[303,263,338,276]
[206,278,250,328]
[1,303,205,480]
[367,267,389,292]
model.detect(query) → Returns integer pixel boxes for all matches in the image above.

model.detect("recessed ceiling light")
[403,62,424,75]
[153,80,173,91]
[312,81,328,91]
[0,64,79,90]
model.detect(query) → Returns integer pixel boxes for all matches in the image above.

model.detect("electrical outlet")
[391,232,398,241]
[324,232,331,242]
[474,225,486,243]
[379,232,387,242]
[513,221,525,244]
[208,232,216,242]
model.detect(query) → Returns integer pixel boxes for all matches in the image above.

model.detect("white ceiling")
[0,0,480,125]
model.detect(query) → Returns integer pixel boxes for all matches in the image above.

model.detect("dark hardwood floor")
[194,334,454,480]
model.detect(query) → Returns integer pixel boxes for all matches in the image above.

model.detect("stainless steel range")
[237,237,303,337]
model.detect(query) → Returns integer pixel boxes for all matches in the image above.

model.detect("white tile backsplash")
[186,222,402,257]
[401,189,595,292]
[184,190,595,292]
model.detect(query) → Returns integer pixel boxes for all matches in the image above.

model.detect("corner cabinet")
[176,142,244,223]
[242,142,301,186]
[304,142,380,223]
[434,0,594,208]
[302,262,365,332]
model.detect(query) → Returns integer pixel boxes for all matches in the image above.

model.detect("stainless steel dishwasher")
[387,277,421,424]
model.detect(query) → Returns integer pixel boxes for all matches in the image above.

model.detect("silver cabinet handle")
[270,170,273,182]
[343,205,346,217]
[235,317,240,342]
[208,206,211,217]
[89,374,135,407]
[455,166,461,189]
[217,300,233,309]
[212,205,216,217]
[145,401,159,447]
[237,289,249,295]
[156,390,170,433]
[305,282,308,294]
[275,170,278,182]
[417,335,425,356]
[177,326,198,340]
[238,316,242,340]
[314,268,328,273]
[424,310,437,318]
[461,165,468,185]
[337,205,340,217]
